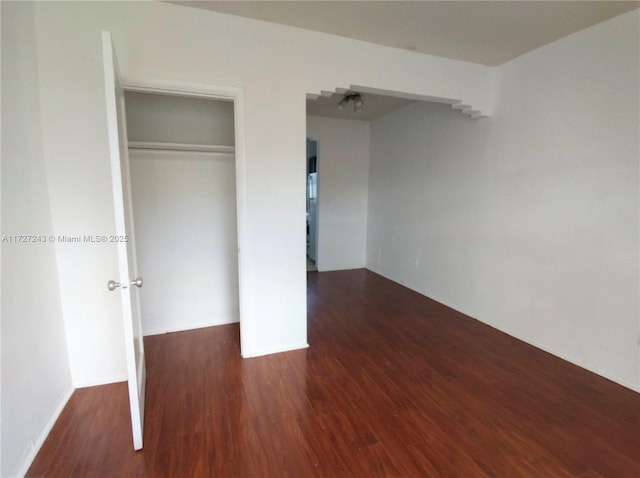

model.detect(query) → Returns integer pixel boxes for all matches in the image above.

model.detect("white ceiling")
[170,0,639,121]
[170,1,639,66]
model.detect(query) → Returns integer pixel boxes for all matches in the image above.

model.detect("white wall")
[307,116,370,271]
[1,2,73,476]
[31,0,494,383]
[367,11,640,390]
[125,92,235,146]
[129,149,239,336]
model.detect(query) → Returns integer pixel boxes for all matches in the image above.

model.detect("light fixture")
[337,93,364,113]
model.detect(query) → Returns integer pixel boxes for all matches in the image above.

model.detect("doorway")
[123,90,242,340]
[306,138,318,271]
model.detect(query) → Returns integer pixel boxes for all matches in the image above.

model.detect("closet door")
[102,30,146,450]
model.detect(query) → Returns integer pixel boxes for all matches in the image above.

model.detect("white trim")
[73,374,128,389]
[487,327,640,393]
[123,80,241,101]
[242,342,309,359]
[128,141,235,154]
[122,79,249,359]
[143,318,240,337]
[15,386,74,478]
[367,266,640,393]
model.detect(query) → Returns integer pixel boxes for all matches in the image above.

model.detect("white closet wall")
[125,91,235,146]
[130,149,238,335]
[126,93,239,336]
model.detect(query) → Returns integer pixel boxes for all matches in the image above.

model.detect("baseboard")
[365,267,640,394]
[480,323,640,393]
[242,342,309,358]
[14,385,74,478]
[366,267,476,320]
[73,374,127,389]
[317,265,367,273]
[143,318,239,337]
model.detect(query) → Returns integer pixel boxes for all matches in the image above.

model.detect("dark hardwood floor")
[28,269,640,477]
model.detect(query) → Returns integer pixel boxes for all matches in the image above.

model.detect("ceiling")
[170,1,639,66]
[170,1,639,121]
[307,91,415,121]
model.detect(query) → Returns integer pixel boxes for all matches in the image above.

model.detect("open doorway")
[306,88,419,274]
[306,138,318,272]
[123,90,241,340]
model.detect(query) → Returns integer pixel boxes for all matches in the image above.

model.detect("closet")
[125,91,239,336]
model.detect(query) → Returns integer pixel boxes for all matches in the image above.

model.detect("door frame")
[122,79,249,356]
[306,137,320,269]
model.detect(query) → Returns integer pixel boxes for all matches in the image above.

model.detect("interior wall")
[307,116,370,271]
[129,149,239,336]
[367,10,640,390]
[32,0,494,383]
[1,2,74,476]
[125,91,235,145]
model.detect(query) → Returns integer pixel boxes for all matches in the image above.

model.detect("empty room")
[2,1,639,477]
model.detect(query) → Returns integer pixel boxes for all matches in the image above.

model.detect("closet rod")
[128,141,235,154]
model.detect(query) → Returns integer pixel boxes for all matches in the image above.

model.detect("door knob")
[131,277,143,288]
[107,280,120,291]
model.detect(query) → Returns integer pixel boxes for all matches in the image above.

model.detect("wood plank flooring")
[27,269,640,477]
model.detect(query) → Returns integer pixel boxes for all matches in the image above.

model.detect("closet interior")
[125,91,240,336]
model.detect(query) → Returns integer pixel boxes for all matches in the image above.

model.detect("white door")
[102,31,146,450]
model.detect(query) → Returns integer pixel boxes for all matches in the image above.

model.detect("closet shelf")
[128,141,235,153]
